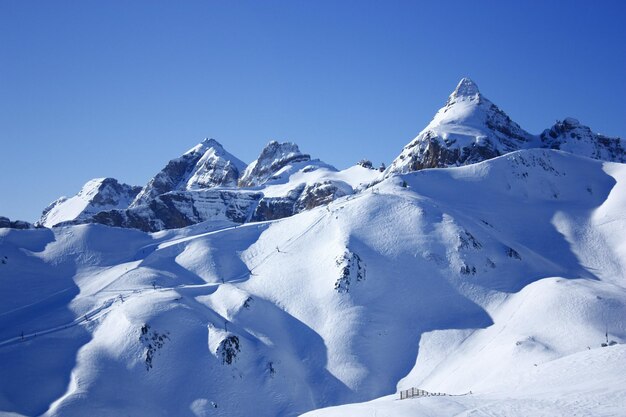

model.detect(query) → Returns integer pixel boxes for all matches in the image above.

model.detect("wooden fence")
[399,387,445,400]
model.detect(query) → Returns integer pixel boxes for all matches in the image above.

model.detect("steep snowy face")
[37,178,141,228]
[540,117,625,163]
[131,139,246,207]
[238,141,311,187]
[387,78,533,175]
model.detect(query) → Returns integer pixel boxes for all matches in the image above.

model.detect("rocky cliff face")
[251,180,352,222]
[87,189,263,232]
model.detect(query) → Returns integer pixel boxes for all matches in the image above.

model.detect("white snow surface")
[1,149,625,417]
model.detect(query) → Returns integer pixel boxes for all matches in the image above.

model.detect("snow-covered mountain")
[387,78,533,174]
[34,79,624,233]
[131,138,247,207]
[84,163,377,232]
[41,139,378,232]
[387,78,624,175]
[37,178,141,228]
[2,148,625,417]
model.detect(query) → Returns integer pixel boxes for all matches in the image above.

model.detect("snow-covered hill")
[2,148,625,417]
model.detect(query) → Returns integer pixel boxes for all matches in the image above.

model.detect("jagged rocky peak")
[185,138,247,190]
[386,77,533,175]
[131,138,246,207]
[238,141,311,187]
[540,118,625,163]
[38,177,141,228]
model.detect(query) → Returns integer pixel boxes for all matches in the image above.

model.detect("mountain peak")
[450,77,480,99]
[185,138,224,155]
[386,78,533,175]
[239,141,311,187]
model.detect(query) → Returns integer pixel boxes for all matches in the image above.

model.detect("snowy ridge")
[2,148,625,416]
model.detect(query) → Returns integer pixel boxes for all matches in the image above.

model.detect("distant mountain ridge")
[26,78,624,232]
[43,140,377,231]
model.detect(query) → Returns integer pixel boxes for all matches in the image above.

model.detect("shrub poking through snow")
[217,335,240,365]
[458,230,482,250]
[266,361,276,377]
[460,264,477,275]
[334,250,366,293]
[139,324,170,371]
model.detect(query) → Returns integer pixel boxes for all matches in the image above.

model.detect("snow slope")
[302,344,626,417]
[1,149,625,417]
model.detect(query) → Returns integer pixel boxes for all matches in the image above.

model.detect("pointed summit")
[184,138,224,155]
[386,78,532,175]
[451,77,480,99]
[131,138,246,206]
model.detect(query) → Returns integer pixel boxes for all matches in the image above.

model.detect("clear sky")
[1,1,625,222]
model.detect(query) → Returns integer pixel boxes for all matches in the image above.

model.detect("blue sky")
[1,0,625,222]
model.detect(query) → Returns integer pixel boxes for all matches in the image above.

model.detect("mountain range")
[1,79,625,417]
[20,78,623,232]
